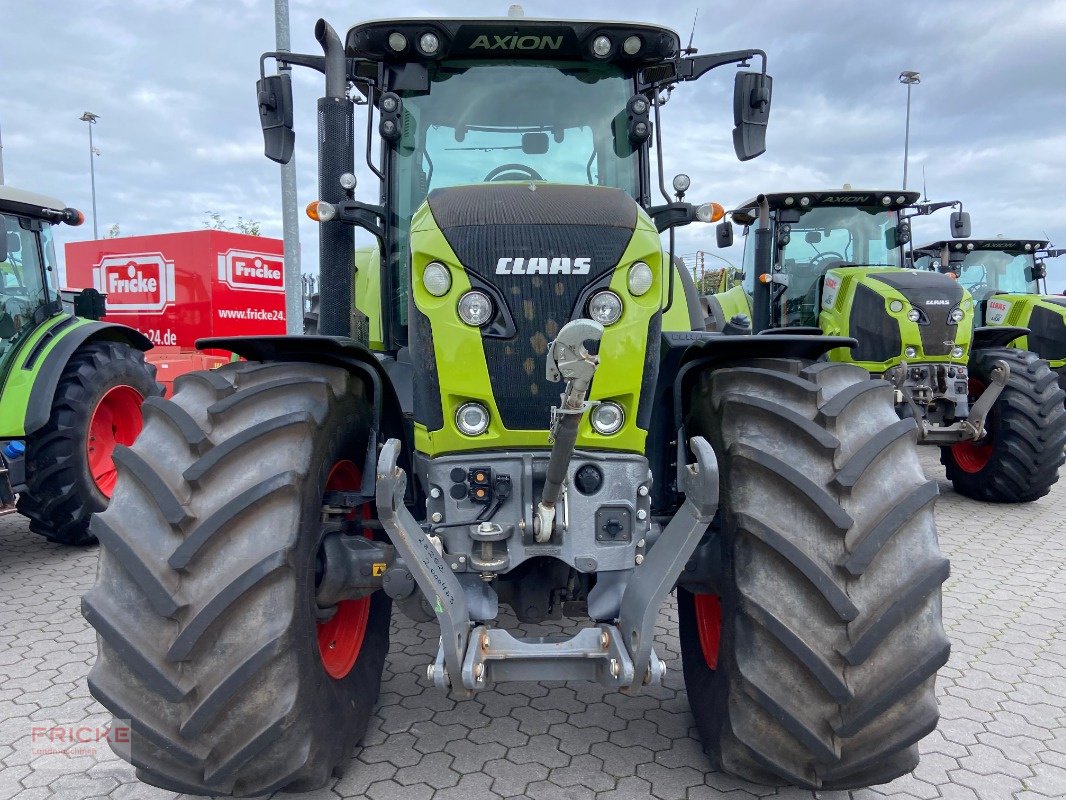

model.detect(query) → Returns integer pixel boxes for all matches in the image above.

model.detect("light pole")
[899,71,920,190]
[79,112,100,239]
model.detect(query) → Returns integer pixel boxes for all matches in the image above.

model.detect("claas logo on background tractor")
[217,249,285,293]
[987,298,1012,324]
[92,253,176,313]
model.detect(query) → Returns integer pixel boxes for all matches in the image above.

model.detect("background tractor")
[706,190,1066,502]
[913,239,1066,388]
[85,14,948,795]
[0,185,160,544]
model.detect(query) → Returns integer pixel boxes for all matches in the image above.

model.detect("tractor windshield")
[1,214,60,366]
[390,60,638,327]
[953,249,1040,300]
[744,204,903,326]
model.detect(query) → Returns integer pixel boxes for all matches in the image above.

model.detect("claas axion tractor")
[85,14,949,795]
[704,190,1066,502]
[0,186,161,544]
[913,238,1066,387]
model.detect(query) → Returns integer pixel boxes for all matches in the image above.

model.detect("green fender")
[0,316,152,438]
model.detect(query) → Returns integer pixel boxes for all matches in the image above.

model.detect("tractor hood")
[864,270,964,357]
[819,266,972,369]
[410,182,663,455]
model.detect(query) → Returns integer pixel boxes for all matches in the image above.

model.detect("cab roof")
[913,239,1049,256]
[345,18,680,66]
[0,185,66,217]
[735,190,921,216]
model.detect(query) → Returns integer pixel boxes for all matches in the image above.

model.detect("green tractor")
[0,186,160,544]
[912,238,1066,388]
[84,15,948,794]
[707,190,1066,502]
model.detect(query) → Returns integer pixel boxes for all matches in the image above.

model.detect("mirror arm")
[259,51,326,79]
[648,203,697,233]
[903,199,961,220]
[335,201,387,243]
[679,48,767,82]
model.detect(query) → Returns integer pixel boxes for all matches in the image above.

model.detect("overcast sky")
[5,0,1066,289]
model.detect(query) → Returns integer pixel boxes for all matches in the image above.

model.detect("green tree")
[203,212,261,236]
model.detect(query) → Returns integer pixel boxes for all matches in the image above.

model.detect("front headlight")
[949,307,965,324]
[588,291,623,325]
[590,402,625,435]
[423,262,451,297]
[627,262,653,296]
[907,308,921,323]
[456,403,490,436]
[458,291,493,326]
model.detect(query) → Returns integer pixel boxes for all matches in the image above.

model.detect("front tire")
[18,340,161,545]
[83,360,391,796]
[681,359,949,790]
[943,348,1066,502]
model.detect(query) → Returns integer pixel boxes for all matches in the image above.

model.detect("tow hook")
[534,319,603,543]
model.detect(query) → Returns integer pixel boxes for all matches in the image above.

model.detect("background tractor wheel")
[943,347,1066,503]
[17,340,161,546]
[681,359,949,790]
[83,360,391,796]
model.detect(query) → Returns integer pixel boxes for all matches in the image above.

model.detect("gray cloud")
[4,1,1065,290]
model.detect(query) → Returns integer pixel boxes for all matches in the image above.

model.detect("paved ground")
[1,450,1065,800]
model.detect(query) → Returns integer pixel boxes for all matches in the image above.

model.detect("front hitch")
[916,360,1010,444]
[534,319,604,542]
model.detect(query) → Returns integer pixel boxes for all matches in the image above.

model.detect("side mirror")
[1045,248,1066,259]
[6,231,21,259]
[522,132,549,155]
[732,72,772,161]
[950,210,971,238]
[73,288,107,320]
[257,74,295,164]
[716,220,734,248]
[0,216,7,262]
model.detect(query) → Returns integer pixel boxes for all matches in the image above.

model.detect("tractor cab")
[913,238,1062,321]
[914,238,1066,387]
[257,17,771,353]
[729,190,919,329]
[0,188,81,374]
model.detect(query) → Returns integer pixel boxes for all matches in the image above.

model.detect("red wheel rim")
[317,460,372,679]
[950,377,994,474]
[87,385,145,497]
[693,594,722,669]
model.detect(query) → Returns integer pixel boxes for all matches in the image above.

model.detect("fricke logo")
[217,249,285,293]
[92,253,175,312]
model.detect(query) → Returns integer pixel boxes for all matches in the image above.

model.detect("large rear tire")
[83,360,391,796]
[18,340,161,545]
[681,359,949,790]
[943,347,1066,502]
